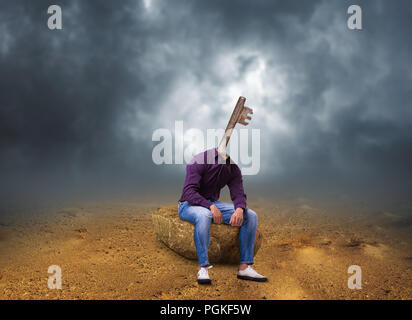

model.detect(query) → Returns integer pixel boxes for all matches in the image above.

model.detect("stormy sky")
[1,0,411,204]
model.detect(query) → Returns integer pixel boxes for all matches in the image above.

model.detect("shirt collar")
[213,148,231,165]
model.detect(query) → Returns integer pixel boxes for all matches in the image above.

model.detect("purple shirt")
[179,149,247,210]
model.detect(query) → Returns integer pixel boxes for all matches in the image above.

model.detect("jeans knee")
[245,208,257,226]
[195,208,212,225]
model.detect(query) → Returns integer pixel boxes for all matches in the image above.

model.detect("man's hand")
[230,208,244,227]
[210,204,222,224]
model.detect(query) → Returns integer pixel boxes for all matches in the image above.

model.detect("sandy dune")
[0,201,411,300]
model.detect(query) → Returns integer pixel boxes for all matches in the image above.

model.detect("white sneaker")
[197,265,213,284]
[237,266,267,282]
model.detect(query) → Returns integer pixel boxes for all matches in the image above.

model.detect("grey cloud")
[0,0,411,205]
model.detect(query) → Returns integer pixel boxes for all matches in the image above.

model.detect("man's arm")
[228,165,247,227]
[227,165,247,211]
[182,163,213,209]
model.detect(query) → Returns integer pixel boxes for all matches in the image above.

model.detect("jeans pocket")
[178,201,189,218]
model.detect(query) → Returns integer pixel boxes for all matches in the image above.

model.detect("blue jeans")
[178,200,258,266]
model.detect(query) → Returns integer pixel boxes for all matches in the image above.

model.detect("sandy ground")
[0,200,411,300]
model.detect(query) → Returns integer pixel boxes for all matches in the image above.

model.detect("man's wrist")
[235,207,244,214]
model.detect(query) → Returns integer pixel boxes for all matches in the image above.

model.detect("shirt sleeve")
[182,163,213,209]
[228,165,247,210]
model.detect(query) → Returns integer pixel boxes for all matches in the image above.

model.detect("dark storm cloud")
[0,0,155,197]
[0,0,411,202]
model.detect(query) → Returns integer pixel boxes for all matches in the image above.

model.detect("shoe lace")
[246,266,260,277]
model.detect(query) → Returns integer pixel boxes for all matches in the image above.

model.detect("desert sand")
[0,199,411,300]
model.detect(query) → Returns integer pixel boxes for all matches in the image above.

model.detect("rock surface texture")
[152,206,263,264]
